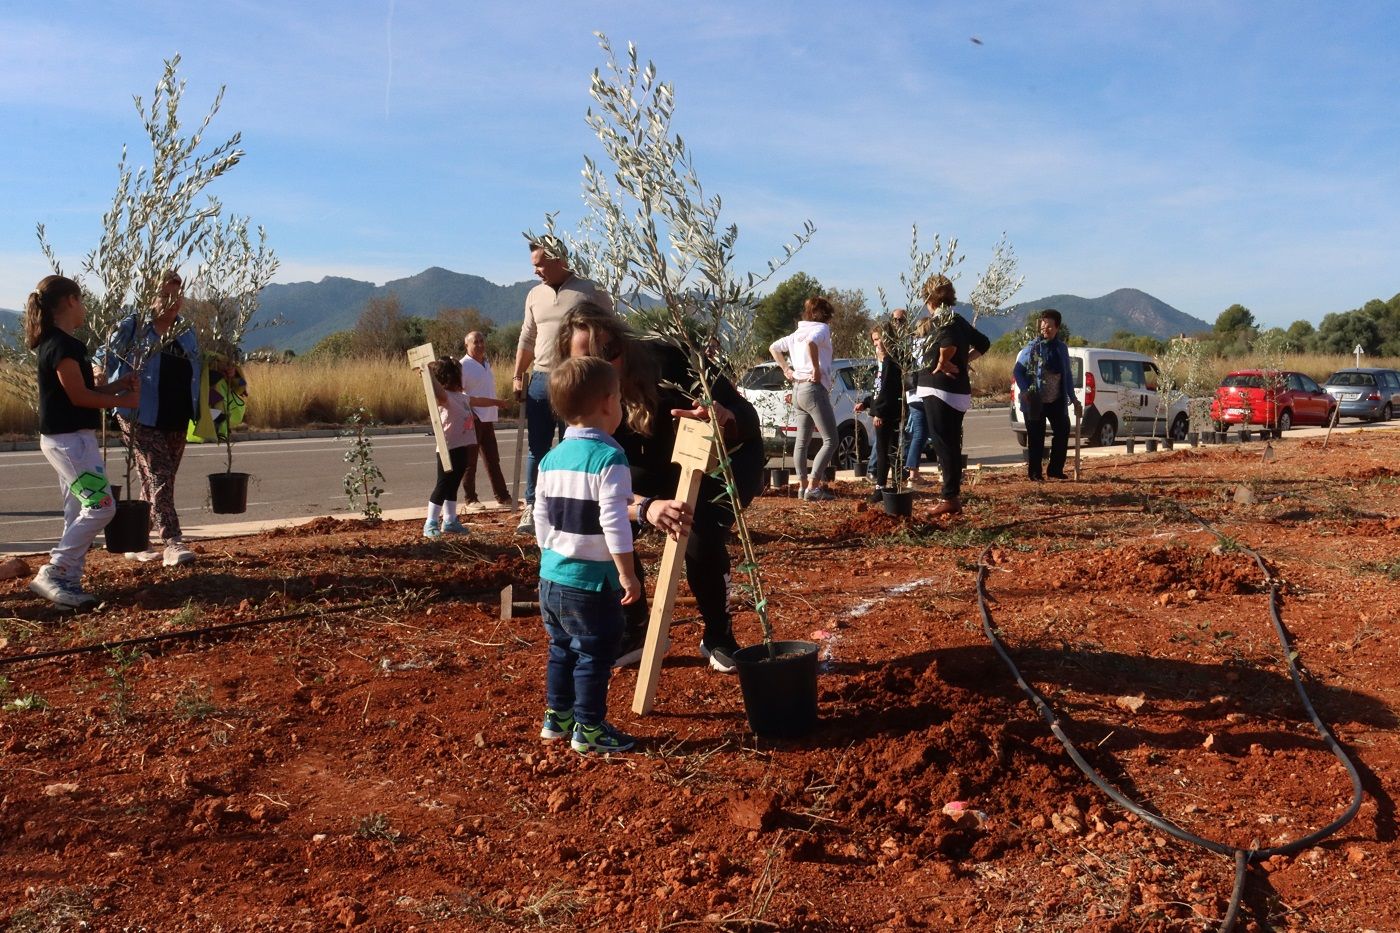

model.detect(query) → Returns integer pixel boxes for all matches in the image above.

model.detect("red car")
[1211,369,1337,432]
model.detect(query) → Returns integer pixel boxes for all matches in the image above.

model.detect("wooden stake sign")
[407,343,453,471]
[632,416,720,715]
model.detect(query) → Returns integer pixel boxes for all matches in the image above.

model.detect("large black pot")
[105,499,151,554]
[853,459,868,478]
[733,640,819,738]
[882,490,914,517]
[209,472,250,514]
[769,467,790,493]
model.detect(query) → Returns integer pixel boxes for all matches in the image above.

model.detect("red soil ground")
[2,433,1398,931]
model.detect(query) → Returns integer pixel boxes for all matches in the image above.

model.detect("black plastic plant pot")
[769,467,790,492]
[733,640,819,738]
[110,484,122,501]
[1124,439,1136,454]
[853,459,868,478]
[1240,429,1252,442]
[882,490,914,517]
[1163,437,1175,450]
[1145,439,1159,453]
[1187,432,1199,447]
[1217,431,1229,444]
[209,472,250,514]
[105,499,150,554]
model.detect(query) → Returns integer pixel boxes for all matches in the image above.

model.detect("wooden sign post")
[632,417,720,715]
[407,343,453,471]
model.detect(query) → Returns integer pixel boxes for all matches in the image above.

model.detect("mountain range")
[2,278,1213,352]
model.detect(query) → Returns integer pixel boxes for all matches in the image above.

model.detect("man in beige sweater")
[513,238,614,533]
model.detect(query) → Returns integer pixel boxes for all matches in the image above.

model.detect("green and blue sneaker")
[441,517,469,535]
[571,721,636,754]
[540,708,576,740]
[422,518,442,539]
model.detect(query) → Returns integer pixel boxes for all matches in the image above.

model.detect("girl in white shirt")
[769,297,839,501]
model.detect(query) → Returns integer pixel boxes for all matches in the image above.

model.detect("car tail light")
[1084,372,1096,408]
[1367,392,1381,401]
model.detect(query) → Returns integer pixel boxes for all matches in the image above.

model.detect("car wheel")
[1015,430,1027,449]
[1379,403,1393,423]
[1169,412,1189,441]
[1277,410,1292,433]
[834,422,860,470]
[1090,415,1117,447]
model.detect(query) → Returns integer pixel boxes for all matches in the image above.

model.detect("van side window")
[1144,363,1160,392]
[1098,360,1116,384]
[1071,358,1083,387]
[837,367,858,390]
[1119,361,1145,389]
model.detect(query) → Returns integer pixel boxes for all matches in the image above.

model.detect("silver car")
[738,359,874,469]
[1323,368,1400,422]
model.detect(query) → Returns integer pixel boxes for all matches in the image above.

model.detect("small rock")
[1051,812,1083,835]
[1202,733,1216,751]
[1232,485,1256,505]
[728,791,780,832]
[1116,695,1146,714]
[312,833,328,843]
[1346,846,1366,864]
[0,557,28,581]
[42,782,79,797]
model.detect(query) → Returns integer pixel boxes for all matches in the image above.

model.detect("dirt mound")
[1074,543,1260,595]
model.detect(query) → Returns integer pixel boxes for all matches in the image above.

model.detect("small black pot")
[769,467,790,492]
[1217,431,1229,444]
[1187,432,1199,447]
[1145,439,1159,453]
[110,484,122,501]
[1163,437,1175,450]
[1124,439,1137,454]
[882,490,914,517]
[105,499,151,554]
[733,640,819,738]
[209,472,250,514]
[853,459,868,478]
[1240,428,1252,442]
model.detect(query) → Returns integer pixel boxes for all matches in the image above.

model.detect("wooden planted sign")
[407,343,453,471]
[632,417,719,715]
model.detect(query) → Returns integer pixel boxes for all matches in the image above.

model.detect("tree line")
[293,295,521,362]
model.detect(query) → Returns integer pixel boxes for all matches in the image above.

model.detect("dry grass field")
[3,353,1398,436]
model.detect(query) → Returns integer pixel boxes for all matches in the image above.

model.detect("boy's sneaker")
[496,497,517,511]
[571,721,636,754]
[29,565,97,609]
[462,501,486,514]
[516,509,535,535]
[699,640,739,674]
[441,517,469,535]
[540,708,576,740]
[422,518,442,539]
[124,549,162,562]
[163,541,195,566]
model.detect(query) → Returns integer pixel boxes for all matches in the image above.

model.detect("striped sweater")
[533,427,634,592]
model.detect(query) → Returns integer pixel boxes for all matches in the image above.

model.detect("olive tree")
[554,34,816,646]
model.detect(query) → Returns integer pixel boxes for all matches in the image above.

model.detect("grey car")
[1323,368,1400,422]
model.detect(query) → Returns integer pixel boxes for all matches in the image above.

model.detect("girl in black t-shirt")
[24,275,140,609]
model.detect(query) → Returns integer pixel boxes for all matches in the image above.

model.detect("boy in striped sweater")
[534,357,642,753]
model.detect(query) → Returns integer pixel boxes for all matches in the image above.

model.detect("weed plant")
[104,646,144,723]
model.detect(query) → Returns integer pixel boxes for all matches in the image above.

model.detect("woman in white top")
[769,296,838,501]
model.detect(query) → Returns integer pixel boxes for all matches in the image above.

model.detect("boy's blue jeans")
[540,578,624,726]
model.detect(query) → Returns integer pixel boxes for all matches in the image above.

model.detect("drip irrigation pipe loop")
[975,501,1363,933]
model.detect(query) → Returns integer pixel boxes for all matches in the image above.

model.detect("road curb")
[0,420,522,453]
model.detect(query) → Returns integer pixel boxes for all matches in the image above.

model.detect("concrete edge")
[0,419,523,453]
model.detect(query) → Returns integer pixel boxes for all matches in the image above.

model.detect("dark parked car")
[1210,369,1336,432]
[1323,368,1400,422]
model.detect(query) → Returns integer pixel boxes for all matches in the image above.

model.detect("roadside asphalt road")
[4,410,1391,555]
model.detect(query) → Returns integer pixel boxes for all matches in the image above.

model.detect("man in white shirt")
[459,331,513,510]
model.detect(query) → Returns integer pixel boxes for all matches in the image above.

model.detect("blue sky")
[3,1,1398,330]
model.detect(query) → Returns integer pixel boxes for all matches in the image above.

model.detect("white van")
[1009,347,1190,447]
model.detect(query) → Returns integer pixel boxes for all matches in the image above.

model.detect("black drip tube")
[975,504,1364,933]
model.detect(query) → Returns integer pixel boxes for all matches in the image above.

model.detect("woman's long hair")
[554,304,659,436]
[24,275,81,349]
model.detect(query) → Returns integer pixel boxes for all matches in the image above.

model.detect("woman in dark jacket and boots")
[920,275,990,519]
[555,304,765,674]
[855,322,902,502]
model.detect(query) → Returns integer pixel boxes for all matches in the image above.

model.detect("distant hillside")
[969,288,1211,344]
[252,267,537,352]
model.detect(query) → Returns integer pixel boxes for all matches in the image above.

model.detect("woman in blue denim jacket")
[99,271,203,565]
[1013,308,1081,481]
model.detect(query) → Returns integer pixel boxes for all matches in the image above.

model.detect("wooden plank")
[632,417,720,716]
[407,343,453,471]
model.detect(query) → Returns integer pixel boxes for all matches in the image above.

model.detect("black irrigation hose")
[975,502,1364,933]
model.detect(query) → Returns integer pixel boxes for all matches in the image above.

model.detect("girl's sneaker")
[571,721,636,754]
[806,487,837,502]
[422,518,442,539]
[540,708,576,740]
[441,517,469,535]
